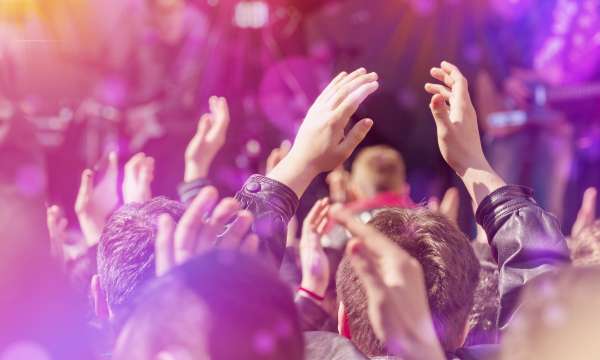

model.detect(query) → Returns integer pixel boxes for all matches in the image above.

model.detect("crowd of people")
[2,60,600,360]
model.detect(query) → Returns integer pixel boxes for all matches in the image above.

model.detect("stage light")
[234,1,269,29]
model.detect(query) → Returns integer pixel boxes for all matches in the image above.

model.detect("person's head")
[501,266,600,360]
[113,250,304,360]
[336,208,480,356]
[568,220,600,267]
[350,145,408,199]
[146,0,186,44]
[464,261,499,347]
[93,197,185,326]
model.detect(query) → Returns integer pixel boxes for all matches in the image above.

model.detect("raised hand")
[122,152,155,204]
[425,61,505,206]
[428,187,460,224]
[571,187,597,238]
[299,198,331,300]
[75,151,119,246]
[155,186,259,276]
[268,68,379,197]
[331,205,445,360]
[47,205,69,261]
[326,166,356,204]
[184,96,230,182]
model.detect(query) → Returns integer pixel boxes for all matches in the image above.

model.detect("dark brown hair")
[336,207,480,355]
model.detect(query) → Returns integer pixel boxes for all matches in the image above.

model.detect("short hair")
[501,266,600,360]
[114,250,304,360]
[97,197,185,321]
[464,261,499,346]
[336,208,480,355]
[569,220,600,267]
[351,145,406,197]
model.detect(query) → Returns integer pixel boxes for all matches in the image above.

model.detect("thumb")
[429,94,450,127]
[196,114,212,139]
[107,151,119,175]
[339,118,373,157]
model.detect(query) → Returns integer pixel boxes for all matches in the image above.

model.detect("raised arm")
[236,69,379,267]
[425,61,570,332]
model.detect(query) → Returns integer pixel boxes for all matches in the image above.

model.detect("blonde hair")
[351,145,406,198]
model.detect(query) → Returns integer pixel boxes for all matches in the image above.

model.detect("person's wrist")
[298,283,326,302]
[184,160,211,182]
[267,152,320,198]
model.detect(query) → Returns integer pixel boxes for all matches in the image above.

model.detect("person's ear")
[337,302,345,335]
[337,302,351,338]
[91,274,110,320]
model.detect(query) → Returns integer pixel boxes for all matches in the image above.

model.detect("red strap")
[297,287,325,301]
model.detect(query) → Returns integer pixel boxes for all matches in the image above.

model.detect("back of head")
[351,145,406,198]
[97,197,185,321]
[502,266,600,360]
[114,250,304,360]
[464,261,499,347]
[336,208,480,355]
[569,220,600,267]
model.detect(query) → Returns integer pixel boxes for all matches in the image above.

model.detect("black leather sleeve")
[235,175,299,268]
[475,185,571,332]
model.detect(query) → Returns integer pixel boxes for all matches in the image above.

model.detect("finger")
[427,196,440,212]
[441,61,468,91]
[174,186,219,262]
[347,239,385,291]
[240,233,260,255]
[210,97,230,133]
[197,198,241,253]
[155,214,176,276]
[573,187,598,237]
[424,83,451,100]
[331,68,367,95]
[280,139,292,155]
[337,81,379,121]
[338,118,374,157]
[140,157,155,184]
[580,187,597,219]
[266,148,281,173]
[315,71,348,104]
[330,204,379,241]
[429,94,451,127]
[58,217,68,232]
[125,152,147,177]
[314,199,331,227]
[430,67,453,87]
[329,72,378,109]
[439,187,460,223]
[107,151,119,174]
[316,216,329,235]
[77,169,95,199]
[196,114,212,139]
[219,210,254,250]
[304,198,329,231]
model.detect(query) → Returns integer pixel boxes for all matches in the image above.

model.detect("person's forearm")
[267,154,319,199]
[77,214,104,247]
[459,161,506,208]
[475,185,571,331]
[184,159,212,183]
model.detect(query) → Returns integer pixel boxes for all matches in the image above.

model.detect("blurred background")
[1,0,600,235]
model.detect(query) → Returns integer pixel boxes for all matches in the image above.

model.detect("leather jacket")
[178,175,298,268]
[297,185,571,360]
